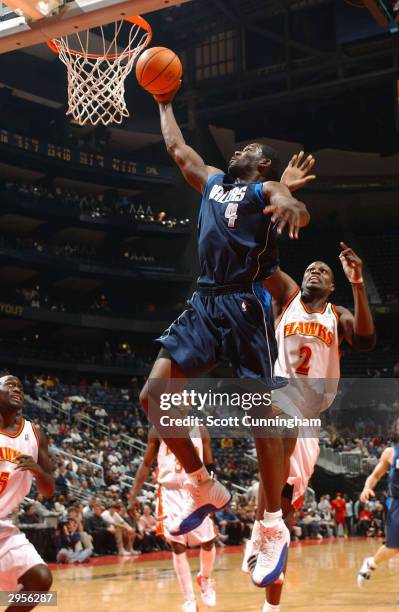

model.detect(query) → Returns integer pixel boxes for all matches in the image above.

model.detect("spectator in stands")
[215,505,242,545]
[101,503,135,556]
[55,517,93,564]
[331,492,347,537]
[358,504,373,536]
[84,503,119,555]
[20,503,42,525]
[345,495,355,536]
[137,505,164,552]
[55,465,69,496]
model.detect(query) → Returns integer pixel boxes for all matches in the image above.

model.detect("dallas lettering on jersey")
[284,321,334,347]
[0,447,21,463]
[209,184,248,203]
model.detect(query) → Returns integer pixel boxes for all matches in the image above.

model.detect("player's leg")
[358,498,399,587]
[5,564,52,612]
[197,539,217,607]
[250,433,296,588]
[357,544,399,586]
[223,287,296,586]
[140,344,231,536]
[171,541,198,612]
[140,353,203,474]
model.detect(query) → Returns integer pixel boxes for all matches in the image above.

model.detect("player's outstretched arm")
[15,429,55,498]
[262,182,310,239]
[155,87,222,193]
[129,429,159,507]
[360,447,392,502]
[263,268,299,320]
[280,151,316,193]
[335,242,376,351]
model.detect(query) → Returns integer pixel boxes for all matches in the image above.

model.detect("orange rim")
[47,15,152,60]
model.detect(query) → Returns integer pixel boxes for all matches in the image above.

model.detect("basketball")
[135,47,182,95]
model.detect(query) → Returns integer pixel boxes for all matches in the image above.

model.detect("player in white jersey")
[245,244,375,610]
[130,426,217,612]
[0,375,55,611]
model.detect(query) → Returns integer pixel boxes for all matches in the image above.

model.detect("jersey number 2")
[225,203,238,228]
[0,471,10,495]
[295,345,312,376]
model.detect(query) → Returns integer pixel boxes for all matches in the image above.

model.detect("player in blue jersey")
[357,418,399,593]
[139,84,313,587]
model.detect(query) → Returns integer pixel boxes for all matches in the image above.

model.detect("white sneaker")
[251,519,290,587]
[182,599,198,612]
[241,528,261,574]
[168,478,231,536]
[357,557,376,587]
[197,573,216,607]
[118,549,130,556]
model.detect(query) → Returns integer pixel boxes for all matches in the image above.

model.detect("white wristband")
[350,279,364,285]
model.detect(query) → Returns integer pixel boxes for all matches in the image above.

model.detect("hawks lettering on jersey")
[275,289,340,381]
[0,419,39,519]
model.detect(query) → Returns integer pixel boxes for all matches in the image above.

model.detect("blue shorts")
[386,498,399,548]
[156,281,285,389]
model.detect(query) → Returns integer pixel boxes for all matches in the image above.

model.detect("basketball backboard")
[0,0,192,53]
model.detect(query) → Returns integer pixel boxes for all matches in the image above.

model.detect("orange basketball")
[135,47,182,95]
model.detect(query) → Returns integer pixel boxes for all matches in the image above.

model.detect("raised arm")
[263,181,310,240]
[156,92,222,193]
[335,242,376,351]
[360,447,392,502]
[129,429,159,508]
[263,267,299,320]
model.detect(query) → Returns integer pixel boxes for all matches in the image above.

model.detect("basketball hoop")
[48,15,152,126]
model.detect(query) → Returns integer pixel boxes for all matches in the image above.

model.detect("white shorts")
[156,485,217,547]
[0,529,46,590]
[287,437,320,507]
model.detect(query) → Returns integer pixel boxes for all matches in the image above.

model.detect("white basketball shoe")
[251,519,290,587]
[196,573,216,607]
[168,477,231,536]
[357,557,376,587]
[182,600,198,612]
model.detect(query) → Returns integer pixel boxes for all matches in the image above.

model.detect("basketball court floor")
[6,539,397,612]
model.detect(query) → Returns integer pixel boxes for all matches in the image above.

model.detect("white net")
[50,17,151,126]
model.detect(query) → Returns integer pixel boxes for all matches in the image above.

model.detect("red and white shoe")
[168,477,231,536]
[197,572,216,607]
[251,519,290,587]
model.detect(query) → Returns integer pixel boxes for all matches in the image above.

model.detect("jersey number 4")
[295,345,312,376]
[225,203,238,228]
[0,471,10,495]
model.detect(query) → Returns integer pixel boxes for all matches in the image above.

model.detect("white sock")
[200,545,216,579]
[262,510,283,529]
[263,603,280,612]
[173,552,195,601]
[187,465,210,485]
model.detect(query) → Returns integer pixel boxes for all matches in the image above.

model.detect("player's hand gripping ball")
[136,47,182,103]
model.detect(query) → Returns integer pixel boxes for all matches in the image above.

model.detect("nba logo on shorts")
[241,301,247,312]
[25,434,29,440]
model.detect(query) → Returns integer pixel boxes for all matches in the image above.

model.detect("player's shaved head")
[302,261,335,299]
[0,375,24,412]
[228,142,281,182]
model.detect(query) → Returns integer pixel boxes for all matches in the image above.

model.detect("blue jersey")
[388,444,399,499]
[197,173,279,287]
